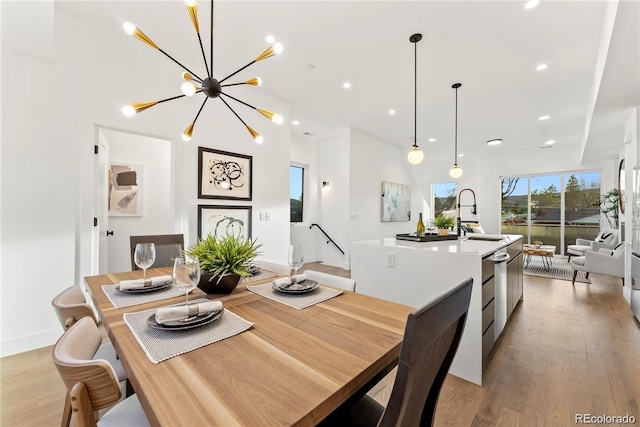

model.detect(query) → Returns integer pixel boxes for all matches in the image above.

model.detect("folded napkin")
[155,300,223,324]
[119,275,172,291]
[272,274,307,289]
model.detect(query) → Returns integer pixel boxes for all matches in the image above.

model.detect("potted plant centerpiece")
[433,215,456,236]
[184,234,261,294]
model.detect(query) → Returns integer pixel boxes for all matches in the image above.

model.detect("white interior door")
[92,129,110,274]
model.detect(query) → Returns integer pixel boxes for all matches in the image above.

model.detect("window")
[433,182,457,217]
[290,165,304,223]
[500,171,601,255]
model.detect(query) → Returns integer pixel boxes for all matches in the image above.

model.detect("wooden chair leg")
[572,270,577,285]
[61,392,72,427]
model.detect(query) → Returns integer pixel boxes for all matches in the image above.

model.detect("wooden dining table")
[84,267,414,426]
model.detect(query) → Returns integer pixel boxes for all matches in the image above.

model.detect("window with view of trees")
[290,165,304,223]
[500,171,601,255]
[433,182,457,218]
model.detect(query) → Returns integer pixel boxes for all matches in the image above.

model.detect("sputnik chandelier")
[120,0,284,143]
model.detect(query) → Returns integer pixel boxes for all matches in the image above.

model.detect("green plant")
[433,215,456,229]
[599,188,619,229]
[184,234,261,282]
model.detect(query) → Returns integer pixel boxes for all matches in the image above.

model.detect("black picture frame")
[197,205,252,240]
[198,147,252,200]
[619,158,625,215]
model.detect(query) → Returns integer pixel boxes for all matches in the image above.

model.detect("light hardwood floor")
[2,263,638,426]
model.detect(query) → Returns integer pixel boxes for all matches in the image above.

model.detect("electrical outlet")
[265,213,271,221]
[386,252,395,268]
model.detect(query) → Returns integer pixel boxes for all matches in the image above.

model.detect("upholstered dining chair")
[570,243,625,285]
[52,317,150,427]
[129,234,184,270]
[302,269,356,292]
[52,285,128,427]
[319,277,473,427]
[567,229,619,261]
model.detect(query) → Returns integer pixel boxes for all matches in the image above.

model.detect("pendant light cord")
[454,86,458,164]
[414,39,417,148]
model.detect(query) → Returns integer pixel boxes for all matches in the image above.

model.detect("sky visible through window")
[290,166,303,200]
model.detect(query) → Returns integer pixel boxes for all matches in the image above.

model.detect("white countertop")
[353,234,523,258]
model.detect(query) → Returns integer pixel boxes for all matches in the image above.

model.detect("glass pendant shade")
[407,146,424,165]
[449,164,463,178]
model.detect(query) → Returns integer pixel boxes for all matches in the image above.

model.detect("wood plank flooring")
[2,263,638,426]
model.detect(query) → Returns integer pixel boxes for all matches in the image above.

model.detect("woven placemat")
[241,269,279,284]
[247,282,342,309]
[102,283,186,308]
[123,298,253,364]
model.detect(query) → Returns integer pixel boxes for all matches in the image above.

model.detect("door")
[92,130,110,274]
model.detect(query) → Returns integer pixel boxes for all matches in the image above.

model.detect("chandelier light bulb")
[407,146,424,165]
[449,164,463,178]
[254,135,264,144]
[181,81,197,96]
[273,114,284,125]
[121,105,136,117]
[181,133,192,141]
[182,122,195,141]
[184,0,198,6]
[273,42,284,55]
[255,77,262,86]
[122,21,136,35]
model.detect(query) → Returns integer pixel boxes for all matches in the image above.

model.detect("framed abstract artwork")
[198,205,252,240]
[198,147,252,200]
[381,181,411,222]
[109,163,143,216]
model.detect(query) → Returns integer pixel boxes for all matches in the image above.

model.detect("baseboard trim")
[1,328,61,358]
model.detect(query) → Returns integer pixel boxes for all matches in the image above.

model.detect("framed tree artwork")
[198,205,252,240]
[198,147,252,200]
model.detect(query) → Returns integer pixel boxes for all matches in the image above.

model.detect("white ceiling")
[53,0,639,163]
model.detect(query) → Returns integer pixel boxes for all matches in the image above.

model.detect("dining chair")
[254,260,292,276]
[52,317,150,427]
[302,269,356,292]
[52,285,129,427]
[319,277,473,427]
[129,233,184,270]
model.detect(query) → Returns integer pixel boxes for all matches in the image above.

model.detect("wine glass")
[288,244,304,276]
[134,243,156,280]
[173,256,201,305]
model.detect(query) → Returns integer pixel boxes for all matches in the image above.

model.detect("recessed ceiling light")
[487,138,503,146]
[538,115,550,121]
[291,120,300,125]
[343,82,351,89]
[428,138,436,142]
[457,153,464,157]
[545,140,555,145]
[265,35,276,44]
[536,63,548,71]
[389,110,396,115]
[525,0,540,9]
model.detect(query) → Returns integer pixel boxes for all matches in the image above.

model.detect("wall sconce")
[322,181,331,191]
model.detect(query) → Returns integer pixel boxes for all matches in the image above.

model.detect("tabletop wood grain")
[85,267,413,426]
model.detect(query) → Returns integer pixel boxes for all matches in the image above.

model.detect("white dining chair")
[303,269,356,292]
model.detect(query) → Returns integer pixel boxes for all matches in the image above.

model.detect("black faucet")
[456,188,477,237]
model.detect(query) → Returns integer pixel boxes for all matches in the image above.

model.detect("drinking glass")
[288,244,304,276]
[134,243,156,280]
[173,256,201,305]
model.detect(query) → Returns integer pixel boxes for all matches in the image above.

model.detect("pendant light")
[407,33,424,165]
[449,83,463,178]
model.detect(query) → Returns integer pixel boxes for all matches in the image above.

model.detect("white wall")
[101,129,173,273]
[623,107,639,302]
[0,8,291,356]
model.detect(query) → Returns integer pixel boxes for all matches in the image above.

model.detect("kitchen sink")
[464,234,505,241]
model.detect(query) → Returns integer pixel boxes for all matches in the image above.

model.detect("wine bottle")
[416,212,425,237]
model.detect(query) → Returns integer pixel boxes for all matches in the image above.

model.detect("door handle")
[106,230,114,236]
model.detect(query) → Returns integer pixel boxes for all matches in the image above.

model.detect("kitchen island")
[351,233,523,386]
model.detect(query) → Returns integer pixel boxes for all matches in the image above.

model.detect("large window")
[290,165,304,223]
[433,182,457,218]
[500,171,601,255]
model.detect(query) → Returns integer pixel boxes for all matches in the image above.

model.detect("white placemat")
[247,283,342,309]
[241,269,279,284]
[123,298,253,364]
[102,283,185,308]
